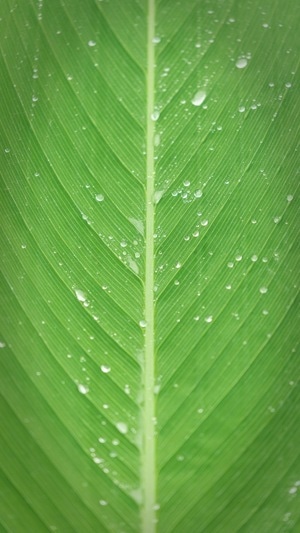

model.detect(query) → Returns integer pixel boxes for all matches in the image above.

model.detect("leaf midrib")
[142,0,156,532]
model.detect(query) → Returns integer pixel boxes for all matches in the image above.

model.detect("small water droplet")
[139,320,147,328]
[273,216,281,224]
[205,315,213,323]
[287,194,293,202]
[201,219,208,226]
[77,383,89,394]
[238,106,246,112]
[88,40,96,47]
[191,90,206,107]
[116,422,128,434]
[95,194,104,202]
[194,189,203,198]
[0,342,6,348]
[251,255,258,262]
[75,289,87,302]
[100,365,111,374]
[259,286,268,294]
[235,254,242,261]
[151,110,160,121]
[235,58,248,69]
[99,500,108,506]
[152,36,161,44]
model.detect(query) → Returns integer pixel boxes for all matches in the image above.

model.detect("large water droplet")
[235,58,248,69]
[191,90,207,106]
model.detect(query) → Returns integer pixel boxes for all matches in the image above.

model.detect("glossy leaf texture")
[0,1,299,532]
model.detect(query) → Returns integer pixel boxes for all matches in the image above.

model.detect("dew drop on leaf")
[100,365,111,374]
[75,289,87,302]
[116,422,128,434]
[191,90,206,107]
[259,286,268,294]
[95,194,104,202]
[235,58,248,69]
[77,383,89,394]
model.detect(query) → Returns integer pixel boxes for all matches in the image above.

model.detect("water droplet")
[152,36,161,44]
[235,254,242,261]
[100,365,111,374]
[151,110,160,121]
[289,487,297,495]
[99,500,108,506]
[227,261,234,268]
[112,438,119,446]
[205,315,213,323]
[93,457,103,464]
[225,284,232,290]
[98,437,105,443]
[75,289,87,302]
[95,194,104,202]
[88,40,96,47]
[285,82,292,88]
[32,95,38,102]
[0,342,6,348]
[116,422,128,434]
[235,58,248,69]
[273,216,281,224]
[194,189,203,198]
[175,262,182,269]
[201,219,209,226]
[238,106,246,112]
[259,286,268,294]
[191,90,207,107]
[153,190,163,204]
[251,255,258,262]
[120,240,127,248]
[77,383,89,394]
[287,194,293,202]
[139,320,147,328]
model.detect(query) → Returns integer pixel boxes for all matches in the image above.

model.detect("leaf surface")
[0,1,299,532]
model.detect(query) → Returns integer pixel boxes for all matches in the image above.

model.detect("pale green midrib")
[142,0,156,533]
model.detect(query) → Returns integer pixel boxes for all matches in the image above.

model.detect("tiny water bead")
[191,90,207,107]
[259,286,268,294]
[287,194,294,202]
[139,320,147,328]
[194,189,203,198]
[95,194,104,202]
[205,315,213,323]
[0,342,6,348]
[77,383,89,394]
[99,500,108,506]
[100,365,111,374]
[235,58,248,69]
[88,40,96,47]
[151,110,160,121]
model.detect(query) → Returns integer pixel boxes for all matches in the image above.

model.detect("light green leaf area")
[0,0,299,532]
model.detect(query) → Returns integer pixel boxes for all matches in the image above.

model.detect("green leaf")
[0,1,299,532]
